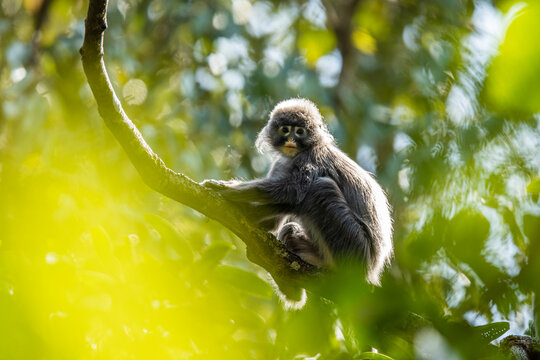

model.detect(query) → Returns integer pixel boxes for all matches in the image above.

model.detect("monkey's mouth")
[281,143,299,156]
[282,139,297,149]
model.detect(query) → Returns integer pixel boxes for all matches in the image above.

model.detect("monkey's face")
[268,117,315,157]
[276,125,307,157]
[256,99,332,157]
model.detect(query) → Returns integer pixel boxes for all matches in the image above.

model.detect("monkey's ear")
[255,125,272,154]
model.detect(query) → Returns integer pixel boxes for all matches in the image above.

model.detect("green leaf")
[198,241,233,267]
[444,211,490,265]
[357,352,395,360]
[485,2,540,113]
[144,213,193,263]
[297,25,336,66]
[213,265,273,298]
[474,321,510,342]
[90,226,114,259]
[228,306,266,329]
[527,178,540,194]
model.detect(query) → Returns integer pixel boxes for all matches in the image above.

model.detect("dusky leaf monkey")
[204,99,393,289]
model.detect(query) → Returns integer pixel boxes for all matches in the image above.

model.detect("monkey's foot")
[278,222,326,267]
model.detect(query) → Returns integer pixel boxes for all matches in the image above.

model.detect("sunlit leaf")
[352,28,377,55]
[191,241,234,282]
[297,26,336,66]
[144,213,193,263]
[90,226,114,259]
[520,215,540,294]
[358,352,394,360]
[526,177,540,194]
[213,265,273,298]
[78,270,118,287]
[444,211,490,264]
[353,0,390,41]
[485,2,540,113]
[474,321,510,342]
[23,0,43,13]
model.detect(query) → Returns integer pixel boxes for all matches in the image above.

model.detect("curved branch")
[79,0,319,286]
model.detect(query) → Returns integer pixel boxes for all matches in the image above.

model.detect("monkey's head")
[256,98,334,157]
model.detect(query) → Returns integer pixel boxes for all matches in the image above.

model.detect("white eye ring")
[279,126,291,136]
[294,127,307,138]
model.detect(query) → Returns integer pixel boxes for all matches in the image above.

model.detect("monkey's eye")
[278,126,291,137]
[294,127,307,138]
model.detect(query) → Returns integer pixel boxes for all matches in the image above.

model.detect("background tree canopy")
[1,0,539,359]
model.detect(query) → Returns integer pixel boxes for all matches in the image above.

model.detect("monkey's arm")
[203,171,315,206]
[201,179,286,226]
[202,179,272,203]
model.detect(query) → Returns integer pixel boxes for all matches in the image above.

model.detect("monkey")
[204,98,393,286]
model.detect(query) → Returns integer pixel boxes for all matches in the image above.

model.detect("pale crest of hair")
[270,98,323,124]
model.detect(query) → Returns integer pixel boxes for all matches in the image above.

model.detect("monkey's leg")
[277,222,326,267]
[270,222,311,303]
[300,177,374,269]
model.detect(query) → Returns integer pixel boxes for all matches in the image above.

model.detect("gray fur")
[208,99,393,285]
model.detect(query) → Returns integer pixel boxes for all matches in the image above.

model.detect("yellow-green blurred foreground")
[1,0,539,359]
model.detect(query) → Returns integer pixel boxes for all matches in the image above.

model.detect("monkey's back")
[315,144,393,281]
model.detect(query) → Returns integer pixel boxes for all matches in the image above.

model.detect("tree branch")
[323,0,360,92]
[322,0,363,157]
[79,0,319,287]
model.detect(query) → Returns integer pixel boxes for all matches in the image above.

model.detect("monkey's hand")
[201,179,237,191]
[202,179,251,202]
[202,179,269,202]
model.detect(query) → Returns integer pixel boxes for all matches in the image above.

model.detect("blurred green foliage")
[1,0,539,359]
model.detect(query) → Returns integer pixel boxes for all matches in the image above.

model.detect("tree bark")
[79,0,319,287]
[500,335,540,360]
